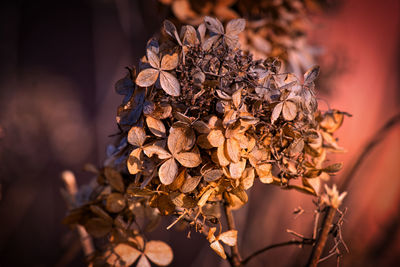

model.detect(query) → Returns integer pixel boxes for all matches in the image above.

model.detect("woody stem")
[306,206,336,267]
[224,203,242,267]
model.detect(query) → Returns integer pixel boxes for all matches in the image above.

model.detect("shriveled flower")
[321,184,347,209]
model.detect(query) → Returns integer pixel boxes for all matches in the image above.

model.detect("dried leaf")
[232,88,242,108]
[147,49,160,69]
[225,138,241,163]
[204,169,224,182]
[322,162,343,173]
[146,116,166,138]
[229,159,246,179]
[127,148,143,175]
[84,217,112,238]
[204,16,224,34]
[256,163,274,184]
[144,240,173,266]
[241,168,255,190]
[271,102,283,124]
[104,167,125,192]
[137,254,151,267]
[215,145,230,167]
[180,175,202,193]
[163,20,181,45]
[161,53,179,71]
[114,244,141,266]
[158,158,178,185]
[219,230,237,246]
[207,129,225,147]
[304,65,320,86]
[136,68,159,87]
[282,100,297,121]
[106,193,126,213]
[175,151,202,168]
[127,126,147,147]
[143,145,171,160]
[210,241,226,259]
[198,187,214,207]
[160,71,181,96]
[225,18,245,36]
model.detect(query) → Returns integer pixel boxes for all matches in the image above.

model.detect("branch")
[224,204,243,267]
[339,112,400,191]
[61,171,95,266]
[306,206,337,267]
[242,239,314,265]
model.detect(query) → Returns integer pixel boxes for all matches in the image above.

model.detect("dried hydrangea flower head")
[65,17,347,265]
[159,0,326,77]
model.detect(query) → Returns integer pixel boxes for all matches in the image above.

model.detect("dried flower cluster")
[64,17,347,266]
[159,0,324,76]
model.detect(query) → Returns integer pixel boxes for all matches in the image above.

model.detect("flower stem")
[224,204,243,267]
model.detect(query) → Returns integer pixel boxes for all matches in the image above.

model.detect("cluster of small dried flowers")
[64,17,348,266]
[159,0,326,77]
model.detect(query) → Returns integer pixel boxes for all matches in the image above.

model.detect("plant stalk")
[224,204,243,267]
[306,206,336,267]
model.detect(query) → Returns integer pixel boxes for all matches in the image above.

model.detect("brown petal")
[104,167,125,193]
[163,19,181,45]
[216,145,230,166]
[127,126,147,146]
[225,18,245,36]
[147,49,160,69]
[137,254,151,267]
[144,240,174,266]
[158,158,178,185]
[282,100,297,121]
[146,116,166,138]
[168,124,195,154]
[84,218,112,238]
[271,102,283,124]
[225,138,240,163]
[143,145,171,159]
[159,71,180,96]
[304,65,320,86]
[175,151,202,168]
[127,148,143,175]
[180,175,202,193]
[114,244,141,266]
[207,129,225,147]
[204,169,224,182]
[161,53,179,71]
[210,241,226,259]
[106,193,126,213]
[218,230,237,246]
[136,68,159,87]
[229,159,246,179]
[204,16,224,34]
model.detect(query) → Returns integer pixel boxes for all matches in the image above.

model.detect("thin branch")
[306,206,337,267]
[61,171,95,266]
[224,204,242,267]
[242,239,314,265]
[339,112,400,191]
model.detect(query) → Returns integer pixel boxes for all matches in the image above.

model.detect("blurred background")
[0,0,399,266]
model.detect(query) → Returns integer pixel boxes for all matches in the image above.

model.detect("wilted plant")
[64,16,349,267]
[158,0,327,77]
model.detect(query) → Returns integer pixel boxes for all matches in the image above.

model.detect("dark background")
[0,0,399,266]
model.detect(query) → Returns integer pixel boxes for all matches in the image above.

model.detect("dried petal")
[144,240,173,266]
[229,159,246,179]
[180,175,202,193]
[159,71,181,96]
[218,230,237,246]
[147,49,160,69]
[106,193,126,213]
[158,158,178,185]
[225,138,241,163]
[210,241,226,259]
[282,100,297,121]
[136,68,159,87]
[175,151,202,168]
[146,116,166,138]
[114,244,141,266]
[204,169,224,182]
[271,102,283,124]
[104,167,125,192]
[204,16,224,34]
[207,129,225,147]
[161,53,179,71]
[225,18,245,36]
[143,145,171,159]
[127,148,143,175]
[127,126,147,147]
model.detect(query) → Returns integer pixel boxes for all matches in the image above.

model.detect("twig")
[339,113,400,191]
[61,171,95,266]
[306,206,337,267]
[242,239,314,265]
[224,204,242,267]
